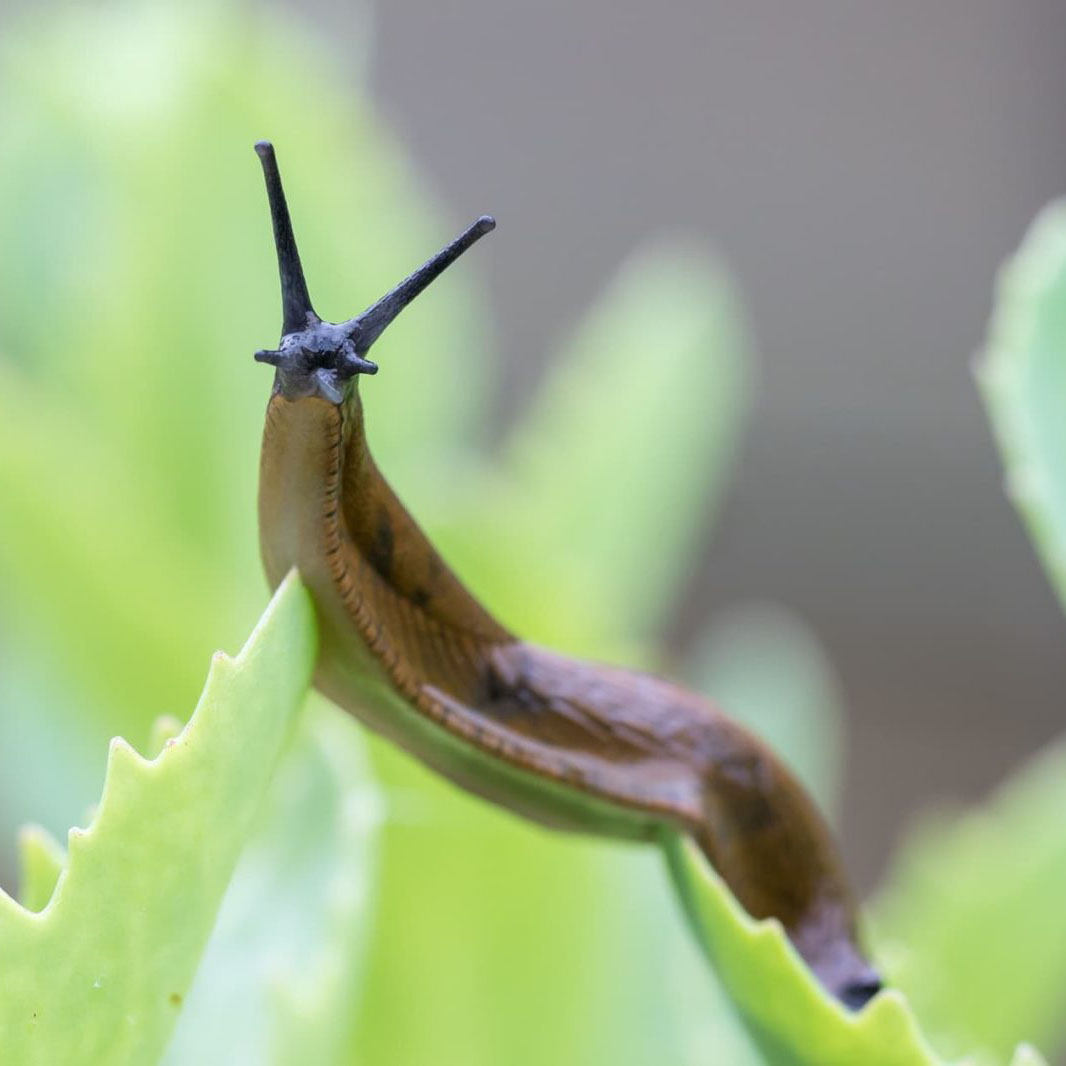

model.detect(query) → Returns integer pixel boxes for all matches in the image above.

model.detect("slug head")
[254,141,494,403]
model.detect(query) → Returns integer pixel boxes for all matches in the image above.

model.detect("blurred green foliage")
[164,695,380,1064]
[0,2,1065,1065]
[979,202,1066,616]
[669,835,1008,1066]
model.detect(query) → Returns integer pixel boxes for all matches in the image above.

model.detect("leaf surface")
[665,835,1045,1066]
[0,572,316,1066]
[163,698,379,1065]
[978,201,1066,610]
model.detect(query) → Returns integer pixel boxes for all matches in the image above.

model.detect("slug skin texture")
[253,141,882,1010]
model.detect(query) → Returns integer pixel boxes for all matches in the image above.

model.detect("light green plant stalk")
[163,698,380,1065]
[668,838,1045,1066]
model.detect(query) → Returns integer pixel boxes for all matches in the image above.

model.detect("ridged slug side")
[252,140,881,1010]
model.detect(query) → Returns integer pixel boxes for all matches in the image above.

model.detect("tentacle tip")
[254,348,283,366]
[338,350,379,378]
[254,140,274,159]
[475,214,496,234]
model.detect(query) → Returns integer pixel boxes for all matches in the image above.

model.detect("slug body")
[253,142,881,1010]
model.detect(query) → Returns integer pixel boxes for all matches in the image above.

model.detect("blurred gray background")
[350,0,1066,888]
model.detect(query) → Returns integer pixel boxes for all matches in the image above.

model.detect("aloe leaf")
[1011,1047,1049,1066]
[163,698,379,1066]
[678,600,855,1064]
[352,740,712,1066]
[977,200,1066,609]
[672,603,848,1060]
[148,717,185,758]
[0,571,316,1065]
[0,636,108,878]
[664,834,1044,1066]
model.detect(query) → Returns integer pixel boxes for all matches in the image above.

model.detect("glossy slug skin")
[253,141,881,1010]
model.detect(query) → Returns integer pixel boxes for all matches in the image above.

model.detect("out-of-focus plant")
[0,2,1063,1065]
[864,201,1066,1066]
[648,190,1066,1066]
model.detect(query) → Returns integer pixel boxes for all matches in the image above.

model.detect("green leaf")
[148,716,185,758]
[673,602,849,1064]
[664,834,1045,1066]
[977,200,1066,611]
[872,740,1066,1063]
[16,826,66,914]
[163,698,379,1066]
[1011,1047,1050,1066]
[676,604,850,1060]
[0,571,316,1065]
[352,742,713,1066]
[0,364,247,744]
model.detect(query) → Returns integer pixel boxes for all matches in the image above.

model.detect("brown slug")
[252,140,881,1010]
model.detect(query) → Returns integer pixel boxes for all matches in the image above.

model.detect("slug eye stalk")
[253,140,494,402]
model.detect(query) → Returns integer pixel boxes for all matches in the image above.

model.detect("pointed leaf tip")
[0,574,317,1063]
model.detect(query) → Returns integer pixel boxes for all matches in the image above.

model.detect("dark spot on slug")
[838,971,882,1010]
[412,585,432,609]
[712,754,777,834]
[482,661,546,719]
[367,509,395,580]
[484,662,507,703]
